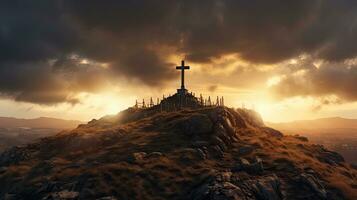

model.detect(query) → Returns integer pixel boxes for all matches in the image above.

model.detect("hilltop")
[0,106,356,199]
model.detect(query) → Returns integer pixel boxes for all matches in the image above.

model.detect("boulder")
[129,152,147,163]
[196,148,207,160]
[212,145,224,158]
[262,127,283,138]
[175,114,213,136]
[0,146,31,166]
[190,181,244,200]
[0,166,8,174]
[190,172,284,200]
[96,197,117,200]
[237,145,254,155]
[212,136,227,151]
[239,158,251,168]
[43,190,79,200]
[236,157,264,173]
[192,140,209,148]
[317,150,344,165]
[299,173,327,199]
[147,152,163,158]
[293,135,308,142]
[249,175,282,200]
[221,117,235,137]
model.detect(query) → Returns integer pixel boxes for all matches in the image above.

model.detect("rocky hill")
[0,106,356,200]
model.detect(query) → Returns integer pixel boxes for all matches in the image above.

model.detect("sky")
[1,0,357,122]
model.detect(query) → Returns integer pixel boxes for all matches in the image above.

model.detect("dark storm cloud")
[1,0,357,104]
[272,62,357,101]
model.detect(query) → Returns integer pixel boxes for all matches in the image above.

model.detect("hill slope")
[0,107,356,200]
[267,118,357,165]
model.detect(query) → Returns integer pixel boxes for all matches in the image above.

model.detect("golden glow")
[1,54,356,122]
[266,75,283,87]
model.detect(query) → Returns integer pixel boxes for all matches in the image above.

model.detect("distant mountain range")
[0,116,83,129]
[267,117,357,132]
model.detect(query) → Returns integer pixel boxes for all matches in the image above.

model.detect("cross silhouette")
[176,60,190,90]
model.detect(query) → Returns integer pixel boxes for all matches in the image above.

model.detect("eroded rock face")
[43,190,79,200]
[175,114,213,136]
[261,127,283,138]
[190,172,283,200]
[0,146,31,166]
[299,173,327,199]
[317,149,345,166]
[0,106,353,200]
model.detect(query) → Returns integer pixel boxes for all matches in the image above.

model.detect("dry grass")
[0,107,356,199]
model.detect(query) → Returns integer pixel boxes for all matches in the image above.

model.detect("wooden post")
[150,97,154,107]
[142,99,146,108]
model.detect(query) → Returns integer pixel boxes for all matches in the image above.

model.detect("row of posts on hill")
[133,93,224,110]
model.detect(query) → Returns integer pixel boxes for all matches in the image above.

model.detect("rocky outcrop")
[298,173,327,199]
[174,114,213,136]
[0,146,31,166]
[317,148,345,166]
[0,106,354,200]
[43,190,79,200]
[190,172,283,200]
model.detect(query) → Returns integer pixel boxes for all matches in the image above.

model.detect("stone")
[212,145,224,158]
[0,166,8,174]
[250,175,282,200]
[214,124,229,140]
[44,190,79,200]
[222,117,235,136]
[230,110,247,128]
[0,146,31,166]
[212,136,227,151]
[239,158,251,168]
[192,140,209,148]
[190,181,244,200]
[237,145,254,155]
[96,196,117,200]
[189,172,245,200]
[317,150,344,165]
[189,172,284,200]
[252,157,264,173]
[37,181,60,193]
[196,148,207,160]
[129,152,147,163]
[293,135,308,142]
[236,157,264,173]
[147,152,163,158]
[262,127,283,138]
[215,171,232,182]
[175,114,213,136]
[300,173,327,199]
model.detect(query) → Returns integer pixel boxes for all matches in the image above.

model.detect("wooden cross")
[176,60,190,90]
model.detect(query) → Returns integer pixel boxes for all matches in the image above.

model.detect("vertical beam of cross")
[176,60,190,90]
